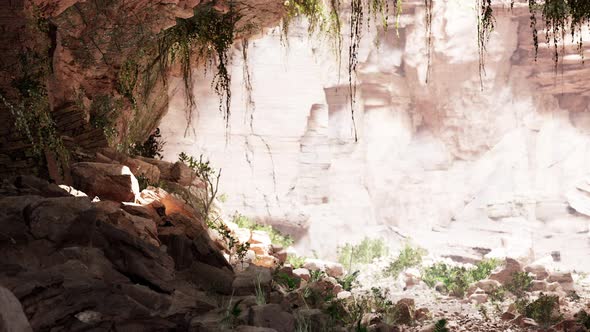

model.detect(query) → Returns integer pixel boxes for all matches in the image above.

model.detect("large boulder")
[71,162,139,202]
[248,304,295,332]
[26,197,93,242]
[158,213,230,270]
[0,286,33,332]
[93,201,161,247]
[233,265,273,296]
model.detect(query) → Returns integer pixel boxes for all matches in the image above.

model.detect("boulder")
[395,298,415,325]
[547,272,574,292]
[529,280,549,292]
[27,197,92,242]
[233,266,272,296]
[171,161,199,186]
[124,157,160,184]
[93,201,161,247]
[158,213,231,270]
[293,268,310,281]
[489,258,523,284]
[253,255,279,269]
[136,157,176,181]
[0,286,33,332]
[71,162,139,202]
[235,326,278,332]
[250,231,272,246]
[248,304,295,332]
[295,308,329,332]
[524,264,549,280]
[324,261,344,278]
[468,289,488,304]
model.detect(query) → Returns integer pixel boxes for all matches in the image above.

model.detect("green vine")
[477,0,495,90]
[528,0,590,68]
[157,4,242,130]
[348,0,363,142]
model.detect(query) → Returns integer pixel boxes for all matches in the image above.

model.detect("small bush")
[287,254,306,268]
[524,293,563,328]
[274,272,300,291]
[232,212,294,248]
[130,128,165,159]
[504,271,533,298]
[576,310,590,329]
[433,319,449,332]
[383,244,426,277]
[422,259,500,297]
[338,270,360,291]
[337,237,389,270]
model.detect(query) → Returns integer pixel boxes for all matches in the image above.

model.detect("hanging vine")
[424,0,433,83]
[476,0,495,90]
[241,38,255,131]
[348,0,363,142]
[151,3,242,133]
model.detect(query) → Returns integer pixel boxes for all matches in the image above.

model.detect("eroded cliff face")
[160,1,590,270]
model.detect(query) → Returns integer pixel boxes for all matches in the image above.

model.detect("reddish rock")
[71,162,139,202]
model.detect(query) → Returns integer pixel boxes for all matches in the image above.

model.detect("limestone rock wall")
[159,1,590,271]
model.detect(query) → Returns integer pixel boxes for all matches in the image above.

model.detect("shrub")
[287,254,306,268]
[232,212,294,248]
[337,237,389,270]
[524,293,563,328]
[422,259,500,297]
[576,310,590,329]
[274,272,300,291]
[130,128,165,159]
[504,271,533,298]
[338,270,360,291]
[433,319,449,332]
[383,244,426,278]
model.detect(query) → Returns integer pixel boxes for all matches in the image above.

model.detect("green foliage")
[383,245,426,278]
[326,287,400,329]
[433,319,449,332]
[129,128,165,159]
[90,95,120,145]
[476,0,495,89]
[274,272,300,291]
[422,259,500,297]
[337,237,389,270]
[1,51,68,166]
[232,212,294,248]
[255,274,266,305]
[338,270,360,291]
[117,59,139,103]
[287,254,306,268]
[524,293,563,328]
[158,4,244,128]
[220,297,243,329]
[504,271,533,298]
[577,310,590,329]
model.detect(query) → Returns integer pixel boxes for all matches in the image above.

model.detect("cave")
[1,0,590,331]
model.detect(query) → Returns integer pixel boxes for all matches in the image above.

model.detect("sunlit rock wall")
[160,1,590,270]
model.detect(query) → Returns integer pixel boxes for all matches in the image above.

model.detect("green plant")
[422,259,500,297]
[255,274,266,305]
[504,271,533,298]
[287,255,306,269]
[275,272,300,291]
[232,212,294,248]
[220,297,243,329]
[433,319,449,332]
[524,293,563,328]
[90,95,120,145]
[383,244,426,278]
[218,193,228,203]
[337,237,389,271]
[576,310,590,329]
[338,270,360,291]
[130,128,165,159]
